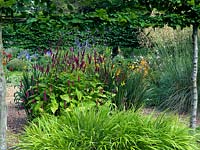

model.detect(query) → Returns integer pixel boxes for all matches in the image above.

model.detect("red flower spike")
[78,76,80,81]
[68,80,70,86]
[87,54,92,64]
[74,56,79,66]
[71,63,75,72]
[44,90,47,101]
[26,91,29,98]
[80,60,85,69]
[2,51,6,55]
[71,80,74,86]
[46,65,50,74]
[70,47,74,52]
[7,53,12,59]
[31,89,34,95]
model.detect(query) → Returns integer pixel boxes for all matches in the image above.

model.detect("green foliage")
[6,58,28,71]
[14,71,37,116]
[14,48,113,119]
[3,21,144,51]
[146,30,200,113]
[113,72,152,111]
[2,0,148,51]
[155,48,192,112]
[25,70,111,118]
[5,71,22,85]
[16,108,198,150]
[140,0,200,28]
[97,54,152,111]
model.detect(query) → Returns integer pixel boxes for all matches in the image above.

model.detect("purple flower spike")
[44,90,47,101]
[32,99,36,103]
[78,76,80,81]
[87,54,92,64]
[99,55,104,63]
[80,60,85,69]
[68,80,70,86]
[46,65,50,74]
[70,47,74,52]
[31,89,34,95]
[71,63,75,72]
[74,56,79,66]
[26,91,29,98]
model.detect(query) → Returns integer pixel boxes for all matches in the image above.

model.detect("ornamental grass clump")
[147,30,199,113]
[16,108,198,150]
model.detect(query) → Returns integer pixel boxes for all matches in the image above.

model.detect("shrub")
[16,108,198,150]
[14,48,113,119]
[15,45,153,119]
[113,72,152,111]
[100,55,152,111]
[6,58,28,71]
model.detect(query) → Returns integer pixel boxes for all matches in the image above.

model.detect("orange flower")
[140,59,147,66]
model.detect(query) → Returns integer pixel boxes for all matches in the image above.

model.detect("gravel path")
[6,86,27,133]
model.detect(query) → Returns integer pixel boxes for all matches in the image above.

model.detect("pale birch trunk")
[0,24,7,150]
[190,24,199,129]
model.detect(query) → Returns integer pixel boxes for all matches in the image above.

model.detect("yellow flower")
[111,64,115,69]
[121,81,125,86]
[116,68,121,76]
[128,64,135,70]
[95,64,100,68]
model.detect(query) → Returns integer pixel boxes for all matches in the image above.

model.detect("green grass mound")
[16,108,198,150]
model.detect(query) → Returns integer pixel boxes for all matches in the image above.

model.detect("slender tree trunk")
[0,24,7,150]
[190,24,199,129]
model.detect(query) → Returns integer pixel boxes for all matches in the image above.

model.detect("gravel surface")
[6,86,27,134]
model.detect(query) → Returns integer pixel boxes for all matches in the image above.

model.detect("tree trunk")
[190,24,199,129]
[0,24,7,150]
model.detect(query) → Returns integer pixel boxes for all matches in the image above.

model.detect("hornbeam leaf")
[27,18,37,24]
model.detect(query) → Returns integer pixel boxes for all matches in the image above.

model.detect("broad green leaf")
[27,18,37,24]
[76,88,83,101]
[50,99,59,114]
[60,94,70,102]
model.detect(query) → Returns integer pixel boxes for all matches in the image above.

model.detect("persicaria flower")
[78,76,80,81]
[44,90,47,101]
[26,91,29,98]
[80,60,85,69]
[87,54,92,64]
[70,47,74,52]
[7,53,12,60]
[68,80,70,86]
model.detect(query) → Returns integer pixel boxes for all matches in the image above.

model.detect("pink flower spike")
[70,47,74,52]
[26,91,29,98]
[78,76,80,81]
[44,90,47,101]
[68,80,70,86]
